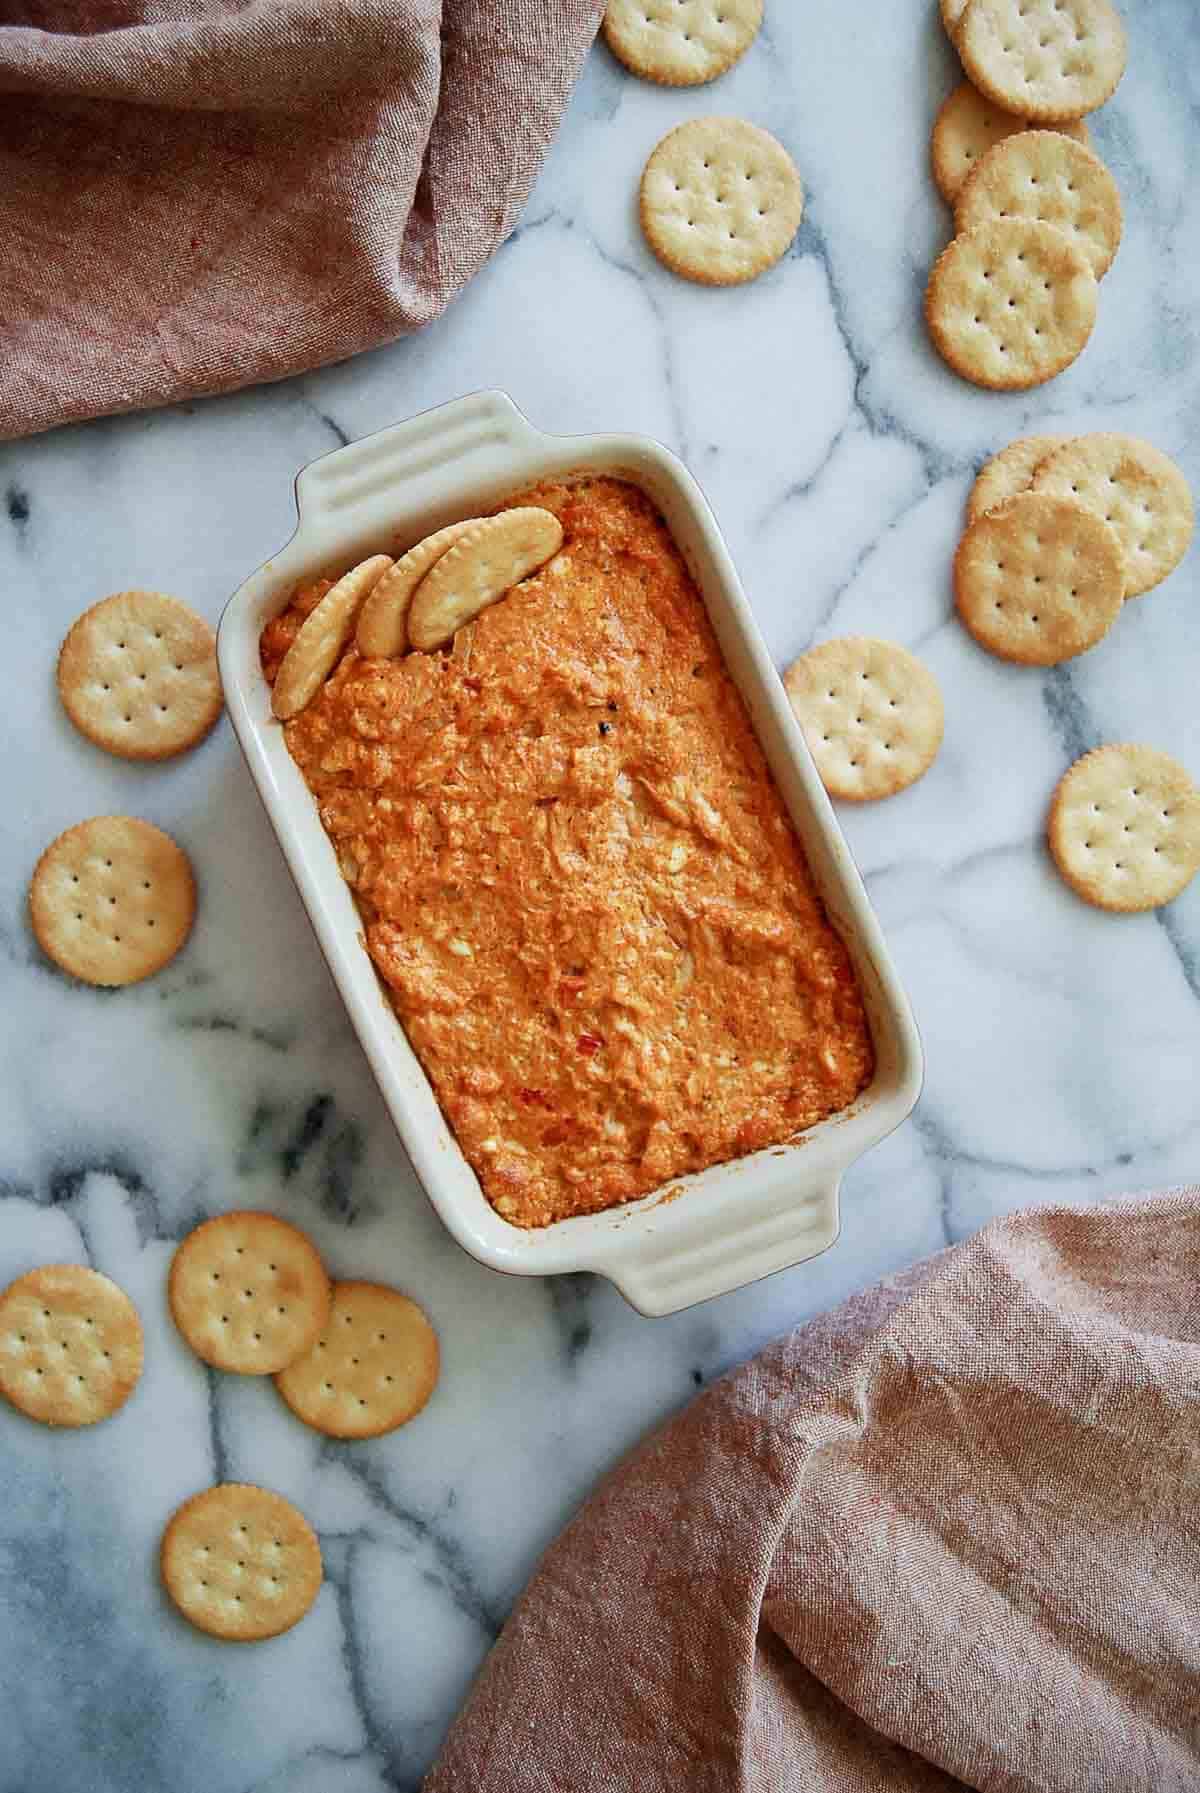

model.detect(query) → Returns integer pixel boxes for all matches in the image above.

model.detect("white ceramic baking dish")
[218,391,922,1315]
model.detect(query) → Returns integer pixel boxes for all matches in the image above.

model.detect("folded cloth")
[426,1191,1200,1792]
[0,0,604,440]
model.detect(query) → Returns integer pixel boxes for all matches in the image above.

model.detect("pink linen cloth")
[0,0,604,440]
[426,1190,1200,1791]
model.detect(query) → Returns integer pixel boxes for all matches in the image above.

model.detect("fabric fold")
[0,0,605,438]
[426,1193,1200,1792]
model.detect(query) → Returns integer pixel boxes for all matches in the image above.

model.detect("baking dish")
[218,391,922,1316]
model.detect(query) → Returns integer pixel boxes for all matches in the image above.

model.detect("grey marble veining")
[2,5,1198,1788]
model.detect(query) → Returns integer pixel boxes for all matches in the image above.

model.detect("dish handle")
[292,390,548,534]
[600,1176,843,1318]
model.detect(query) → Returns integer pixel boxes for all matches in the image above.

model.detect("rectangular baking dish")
[218,391,922,1316]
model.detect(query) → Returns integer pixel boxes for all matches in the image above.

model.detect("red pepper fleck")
[517,1087,552,1109]
[576,1032,603,1056]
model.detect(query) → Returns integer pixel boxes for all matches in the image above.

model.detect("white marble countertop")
[3,5,1198,1788]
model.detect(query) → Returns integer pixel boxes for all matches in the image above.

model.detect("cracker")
[783,638,944,802]
[1031,434,1195,598]
[602,0,762,87]
[954,491,1124,664]
[925,218,1097,389]
[272,554,392,719]
[955,130,1121,278]
[407,509,564,652]
[1048,745,1200,912]
[57,590,222,762]
[0,1265,143,1428]
[161,1483,322,1642]
[274,1281,439,1440]
[940,0,970,37]
[168,1211,330,1375]
[967,433,1070,522]
[959,0,1127,123]
[29,815,196,988]
[356,522,480,658]
[932,83,1090,206]
[639,117,804,287]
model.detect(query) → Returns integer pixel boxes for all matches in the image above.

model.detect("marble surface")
[3,5,1199,1788]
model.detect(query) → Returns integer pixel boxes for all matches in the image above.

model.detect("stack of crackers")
[926,0,1127,389]
[956,432,1193,664]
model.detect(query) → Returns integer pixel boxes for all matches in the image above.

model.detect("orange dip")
[263,478,874,1227]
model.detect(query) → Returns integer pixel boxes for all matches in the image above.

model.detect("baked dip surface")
[262,478,874,1227]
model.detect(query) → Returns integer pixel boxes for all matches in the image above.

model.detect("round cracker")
[168,1211,331,1376]
[932,83,1090,206]
[29,815,196,988]
[940,0,970,38]
[57,590,222,762]
[407,509,564,652]
[0,1265,143,1428]
[955,130,1121,279]
[954,491,1124,665]
[161,1483,322,1642]
[959,0,1127,124]
[602,0,762,87]
[356,522,481,658]
[271,554,392,720]
[274,1281,439,1440]
[925,218,1097,390]
[639,117,804,287]
[784,638,944,802]
[1048,745,1200,912]
[1031,434,1194,599]
[967,433,1070,523]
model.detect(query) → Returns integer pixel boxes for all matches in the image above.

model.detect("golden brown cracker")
[1049,745,1200,911]
[274,1281,439,1440]
[959,0,1126,123]
[602,0,762,86]
[407,509,564,652]
[639,117,804,287]
[784,638,944,802]
[932,82,1090,205]
[161,1483,322,1642]
[925,218,1097,389]
[356,522,480,658]
[29,816,196,987]
[1031,433,1194,597]
[954,491,1124,664]
[0,1265,143,1427]
[57,591,222,762]
[168,1212,330,1375]
[272,554,392,719]
[955,130,1121,278]
[967,433,1071,522]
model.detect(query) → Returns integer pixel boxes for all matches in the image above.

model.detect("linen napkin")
[0,0,604,440]
[426,1190,1200,1791]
